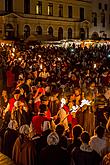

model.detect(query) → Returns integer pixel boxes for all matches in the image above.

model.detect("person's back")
[40,145,69,165]
[40,132,70,165]
[70,131,101,165]
[90,126,106,155]
[68,125,82,154]
[71,147,100,165]
[3,128,18,158]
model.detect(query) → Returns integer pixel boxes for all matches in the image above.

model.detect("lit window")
[48,3,53,16]
[36,1,42,15]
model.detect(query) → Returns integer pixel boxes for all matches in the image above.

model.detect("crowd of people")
[0,41,110,164]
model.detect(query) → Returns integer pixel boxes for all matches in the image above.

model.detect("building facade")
[0,0,93,40]
[91,0,110,39]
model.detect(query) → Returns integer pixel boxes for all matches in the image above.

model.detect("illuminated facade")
[0,0,93,40]
[1,0,110,40]
[91,0,110,39]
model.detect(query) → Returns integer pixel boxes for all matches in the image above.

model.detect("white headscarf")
[8,120,18,130]
[19,124,29,135]
[47,132,59,146]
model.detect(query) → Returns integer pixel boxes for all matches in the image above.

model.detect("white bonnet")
[8,120,18,130]
[19,124,29,135]
[47,132,59,146]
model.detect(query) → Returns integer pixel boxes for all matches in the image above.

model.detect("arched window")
[68,28,72,39]
[91,32,99,40]
[48,27,53,36]
[24,25,30,39]
[5,24,14,39]
[80,28,85,40]
[36,26,42,35]
[58,27,63,40]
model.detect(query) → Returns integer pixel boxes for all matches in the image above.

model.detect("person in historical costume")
[75,88,84,127]
[68,94,78,128]
[4,89,28,124]
[11,100,29,127]
[90,125,106,156]
[0,89,9,119]
[39,132,70,165]
[12,124,37,165]
[70,131,101,165]
[68,124,83,154]
[49,91,60,117]
[94,87,108,127]
[83,82,97,136]
[56,97,72,131]
[3,120,18,158]
[32,104,51,136]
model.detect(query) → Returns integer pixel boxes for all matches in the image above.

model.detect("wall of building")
[0,0,94,40]
[90,0,110,38]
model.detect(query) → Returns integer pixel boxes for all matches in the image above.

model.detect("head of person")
[75,88,81,96]
[19,124,30,138]
[13,89,20,100]
[56,124,65,137]
[28,122,37,139]
[81,131,90,144]
[95,125,105,139]
[90,82,95,89]
[43,67,47,72]
[47,132,59,146]
[39,104,47,114]
[2,89,8,97]
[73,125,83,139]
[26,78,32,85]
[40,95,49,106]
[8,120,18,131]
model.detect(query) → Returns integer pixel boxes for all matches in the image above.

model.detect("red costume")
[32,115,50,135]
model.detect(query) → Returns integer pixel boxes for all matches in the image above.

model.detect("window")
[80,28,85,40]
[36,26,42,35]
[36,1,42,15]
[80,8,84,21]
[59,4,63,17]
[5,24,14,39]
[68,6,72,18]
[24,25,30,39]
[5,0,13,12]
[48,3,53,16]
[48,27,53,36]
[68,28,72,39]
[58,27,63,40]
[99,3,102,10]
[92,12,97,26]
[24,0,30,14]
[104,4,107,11]
[101,11,105,27]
